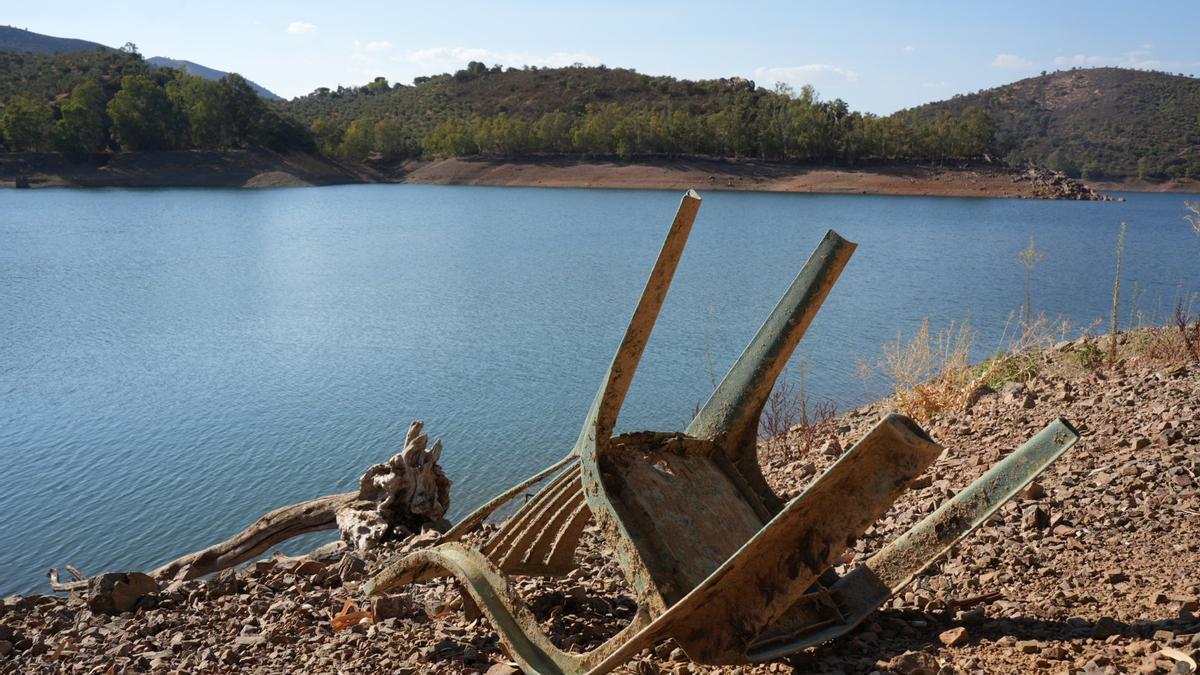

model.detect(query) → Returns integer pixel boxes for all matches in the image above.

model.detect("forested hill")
[0,26,280,100]
[0,25,107,54]
[0,48,310,154]
[907,68,1200,180]
[278,62,997,165]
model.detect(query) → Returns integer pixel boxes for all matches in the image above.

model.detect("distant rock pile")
[1013,165,1113,201]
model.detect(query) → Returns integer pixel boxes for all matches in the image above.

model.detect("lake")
[2,185,1198,595]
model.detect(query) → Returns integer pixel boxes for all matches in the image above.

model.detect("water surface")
[2,185,1198,594]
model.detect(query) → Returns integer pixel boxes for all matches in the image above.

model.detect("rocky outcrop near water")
[1,330,1197,674]
[1012,165,1114,201]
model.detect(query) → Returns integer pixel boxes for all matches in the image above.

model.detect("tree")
[1044,149,1079,177]
[220,74,264,146]
[167,74,233,149]
[56,80,110,153]
[373,118,414,158]
[0,97,54,151]
[339,117,375,161]
[107,74,179,150]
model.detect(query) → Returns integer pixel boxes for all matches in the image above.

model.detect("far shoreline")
[3,151,1196,198]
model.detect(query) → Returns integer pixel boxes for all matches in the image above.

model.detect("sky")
[6,1,1199,114]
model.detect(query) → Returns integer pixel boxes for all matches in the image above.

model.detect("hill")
[278,62,997,165]
[0,26,280,100]
[907,67,1200,180]
[0,25,108,54]
[146,57,281,100]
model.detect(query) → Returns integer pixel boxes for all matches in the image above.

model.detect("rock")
[371,594,410,620]
[1022,482,1046,500]
[885,650,941,674]
[0,640,12,657]
[338,554,367,582]
[1001,381,1028,403]
[485,664,521,675]
[1105,570,1129,584]
[820,438,843,458]
[1092,616,1123,639]
[234,635,265,648]
[1016,640,1041,654]
[292,559,326,576]
[1023,505,1050,530]
[86,572,159,615]
[939,627,969,647]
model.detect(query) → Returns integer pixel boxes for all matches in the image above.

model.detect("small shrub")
[973,350,1041,388]
[1072,341,1105,370]
[759,366,838,446]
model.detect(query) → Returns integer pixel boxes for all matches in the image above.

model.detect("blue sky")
[6,1,1199,113]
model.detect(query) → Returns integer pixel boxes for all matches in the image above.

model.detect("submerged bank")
[2,151,1181,199]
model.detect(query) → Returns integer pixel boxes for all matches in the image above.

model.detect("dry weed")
[759,365,838,460]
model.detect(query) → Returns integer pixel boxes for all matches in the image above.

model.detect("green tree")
[56,80,110,153]
[339,117,375,161]
[0,97,55,151]
[167,74,233,149]
[1044,149,1080,177]
[107,74,179,150]
[373,117,414,157]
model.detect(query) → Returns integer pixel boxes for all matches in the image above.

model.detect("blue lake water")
[1,185,1198,595]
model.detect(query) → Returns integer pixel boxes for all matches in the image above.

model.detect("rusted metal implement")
[367,190,1080,674]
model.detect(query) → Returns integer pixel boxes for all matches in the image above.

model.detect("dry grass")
[871,318,976,420]
[867,313,1072,420]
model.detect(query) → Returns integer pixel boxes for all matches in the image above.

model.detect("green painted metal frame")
[366,190,1081,674]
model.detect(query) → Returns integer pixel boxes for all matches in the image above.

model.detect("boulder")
[86,572,159,615]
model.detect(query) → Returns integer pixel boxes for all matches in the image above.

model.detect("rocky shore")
[2,331,1198,674]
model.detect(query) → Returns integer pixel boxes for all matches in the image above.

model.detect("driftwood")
[49,420,450,592]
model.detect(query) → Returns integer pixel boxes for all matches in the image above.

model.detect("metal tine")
[576,190,701,448]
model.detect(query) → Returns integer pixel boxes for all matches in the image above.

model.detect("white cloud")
[752,64,859,87]
[286,22,316,35]
[902,45,916,53]
[991,53,1035,69]
[365,41,393,53]
[1050,46,1199,71]
[921,80,947,89]
[397,47,600,74]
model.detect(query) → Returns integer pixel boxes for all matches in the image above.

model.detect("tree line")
[311,82,997,164]
[0,66,309,154]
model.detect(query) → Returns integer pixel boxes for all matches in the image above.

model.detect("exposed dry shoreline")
[390,157,1122,200]
[4,151,1192,198]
